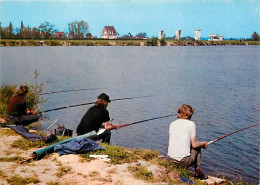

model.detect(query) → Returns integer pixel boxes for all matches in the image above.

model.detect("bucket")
[54,127,73,137]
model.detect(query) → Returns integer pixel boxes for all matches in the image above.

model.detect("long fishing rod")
[39,88,102,95]
[118,114,174,129]
[208,124,259,145]
[97,114,175,135]
[41,95,154,113]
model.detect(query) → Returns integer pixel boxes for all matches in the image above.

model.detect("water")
[1,46,259,183]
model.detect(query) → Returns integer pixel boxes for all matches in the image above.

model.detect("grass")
[1,39,259,47]
[128,165,155,182]
[11,138,48,150]
[0,127,17,136]
[56,166,72,177]
[0,156,24,162]
[81,143,159,164]
[81,143,192,183]
[7,175,40,185]
[10,134,71,150]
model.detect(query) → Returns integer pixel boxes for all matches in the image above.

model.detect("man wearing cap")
[76,93,120,144]
[7,85,40,126]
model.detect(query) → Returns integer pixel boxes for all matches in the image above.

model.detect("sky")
[0,0,259,38]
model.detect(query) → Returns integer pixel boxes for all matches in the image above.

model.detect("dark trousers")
[7,114,40,126]
[79,129,111,144]
[167,147,202,170]
[96,129,111,144]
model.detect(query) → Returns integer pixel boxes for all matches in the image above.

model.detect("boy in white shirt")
[167,104,208,179]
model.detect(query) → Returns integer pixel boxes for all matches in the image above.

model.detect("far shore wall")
[0,39,259,47]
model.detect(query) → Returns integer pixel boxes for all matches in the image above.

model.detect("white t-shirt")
[168,119,196,161]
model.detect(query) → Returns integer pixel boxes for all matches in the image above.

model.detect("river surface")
[1,46,259,183]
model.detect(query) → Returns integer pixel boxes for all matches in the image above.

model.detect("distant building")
[194,29,201,41]
[120,32,134,39]
[51,32,66,39]
[175,30,182,41]
[101,26,117,39]
[135,33,148,39]
[158,30,165,40]
[86,33,92,39]
[208,34,224,41]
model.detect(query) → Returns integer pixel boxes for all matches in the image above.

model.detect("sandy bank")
[0,127,224,185]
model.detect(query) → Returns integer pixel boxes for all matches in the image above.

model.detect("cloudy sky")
[0,0,259,38]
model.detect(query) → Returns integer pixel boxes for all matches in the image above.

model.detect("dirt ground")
[0,127,181,185]
[0,126,225,185]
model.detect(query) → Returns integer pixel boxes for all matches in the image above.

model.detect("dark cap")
[97,93,110,102]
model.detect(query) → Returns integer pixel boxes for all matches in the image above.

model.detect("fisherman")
[7,85,40,126]
[76,93,120,144]
[167,104,208,179]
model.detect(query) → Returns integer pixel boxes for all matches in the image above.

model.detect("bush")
[0,84,17,116]
[160,38,167,46]
[0,69,48,118]
[147,37,158,46]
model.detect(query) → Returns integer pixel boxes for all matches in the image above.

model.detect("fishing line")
[39,88,102,95]
[40,95,154,113]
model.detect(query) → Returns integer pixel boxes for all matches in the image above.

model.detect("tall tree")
[0,22,2,38]
[21,21,24,31]
[8,22,13,38]
[251,32,260,41]
[38,21,55,39]
[68,20,89,39]
[20,20,24,38]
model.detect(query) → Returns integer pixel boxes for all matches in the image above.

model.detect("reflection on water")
[1,46,259,183]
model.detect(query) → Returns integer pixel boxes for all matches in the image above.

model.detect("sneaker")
[194,169,208,180]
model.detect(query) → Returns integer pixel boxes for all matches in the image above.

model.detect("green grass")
[128,165,155,182]
[0,156,24,162]
[1,39,259,47]
[56,166,72,177]
[81,144,160,164]
[7,175,40,185]
[11,138,48,150]
[10,135,71,150]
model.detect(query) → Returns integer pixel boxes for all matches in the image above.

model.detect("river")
[1,46,259,183]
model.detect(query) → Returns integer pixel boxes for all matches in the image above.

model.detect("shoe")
[194,169,208,180]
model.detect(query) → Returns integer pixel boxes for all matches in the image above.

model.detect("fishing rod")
[208,124,259,145]
[97,114,175,135]
[118,114,174,129]
[39,88,102,95]
[41,95,154,113]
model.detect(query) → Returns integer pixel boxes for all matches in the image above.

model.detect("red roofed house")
[101,26,117,39]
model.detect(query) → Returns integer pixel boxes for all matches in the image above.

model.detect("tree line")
[0,20,259,41]
[0,20,89,39]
